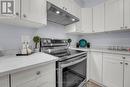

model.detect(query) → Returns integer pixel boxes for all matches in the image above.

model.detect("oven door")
[57,56,87,87]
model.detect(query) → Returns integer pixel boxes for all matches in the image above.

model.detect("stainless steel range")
[40,38,87,87]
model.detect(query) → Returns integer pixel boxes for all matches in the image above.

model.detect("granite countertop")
[0,52,58,77]
[70,47,130,55]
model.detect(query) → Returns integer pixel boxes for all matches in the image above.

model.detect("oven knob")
[47,40,51,43]
[43,40,47,43]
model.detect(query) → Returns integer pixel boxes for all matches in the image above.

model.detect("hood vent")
[47,2,79,26]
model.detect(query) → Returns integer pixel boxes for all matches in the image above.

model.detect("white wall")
[0,22,78,53]
[0,24,37,50]
[79,31,130,48]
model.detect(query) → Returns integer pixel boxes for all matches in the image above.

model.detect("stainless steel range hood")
[47,2,79,26]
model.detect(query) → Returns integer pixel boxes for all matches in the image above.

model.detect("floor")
[85,81,102,87]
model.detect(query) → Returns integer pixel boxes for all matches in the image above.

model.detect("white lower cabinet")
[89,51,103,84]
[103,53,124,87]
[11,63,56,87]
[88,52,130,87]
[0,75,9,87]
[124,57,130,87]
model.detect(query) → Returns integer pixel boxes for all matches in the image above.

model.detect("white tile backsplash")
[79,31,130,48]
[0,22,79,55]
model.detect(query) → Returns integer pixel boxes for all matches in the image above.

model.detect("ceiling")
[75,0,108,7]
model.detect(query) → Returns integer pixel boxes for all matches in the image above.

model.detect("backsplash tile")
[79,31,130,48]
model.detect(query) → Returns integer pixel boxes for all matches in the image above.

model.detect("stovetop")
[50,49,84,57]
[43,49,86,61]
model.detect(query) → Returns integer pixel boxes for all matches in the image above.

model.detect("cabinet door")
[103,54,123,87]
[105,0,123,31]
[0,0,20,19]
[21,0,47,24]
[81,8,93,33]
[124,0,130,29]
[36,73,55,87]
[0,75,9,87]
[36,63,56,87]
[93,3,105,33]
[11,68,37,87]
[124,56,130,87]
[90,52,103,84]
[124,61,130,87]
[11,63,56,87]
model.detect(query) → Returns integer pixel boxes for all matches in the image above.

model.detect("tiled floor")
[85,81,102,87]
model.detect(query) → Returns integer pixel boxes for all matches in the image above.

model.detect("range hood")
[47,2,79,26]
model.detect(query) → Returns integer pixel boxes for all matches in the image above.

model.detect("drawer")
[11,67,38,87]
[11,63,56,87]
[103,53,123,61]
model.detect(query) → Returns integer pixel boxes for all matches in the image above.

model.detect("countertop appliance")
[40,38,87,87]
[47,2,79,26]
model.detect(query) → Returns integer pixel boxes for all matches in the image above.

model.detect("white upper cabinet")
[90,52,103,84]
[0,0,20,19]
[0,0,47,28]
[124,0,130,30]
[105,0,124,31]
[81,8,93,33]
[21,0,47,25]
[103,53,124,87]
[0,75,9,87]
[93,3,105,33]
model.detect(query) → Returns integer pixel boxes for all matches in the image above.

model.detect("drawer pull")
[16,12,19,16]
[36,71,41,75]
[122,57,126,59]
[120,62,123,64]
[125,63,128,65]
[23,14,27,18]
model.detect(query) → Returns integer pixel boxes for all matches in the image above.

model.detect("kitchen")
[0,0,130,87]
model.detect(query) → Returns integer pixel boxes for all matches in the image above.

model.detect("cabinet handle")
[125,63,128,65]
[15,12,19,16]
[36,71,41,75]
[120,62,123,64]
[23,14,27,18]
[122,57,126,59]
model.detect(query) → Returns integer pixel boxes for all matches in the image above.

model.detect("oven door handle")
[60,57,86,68]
